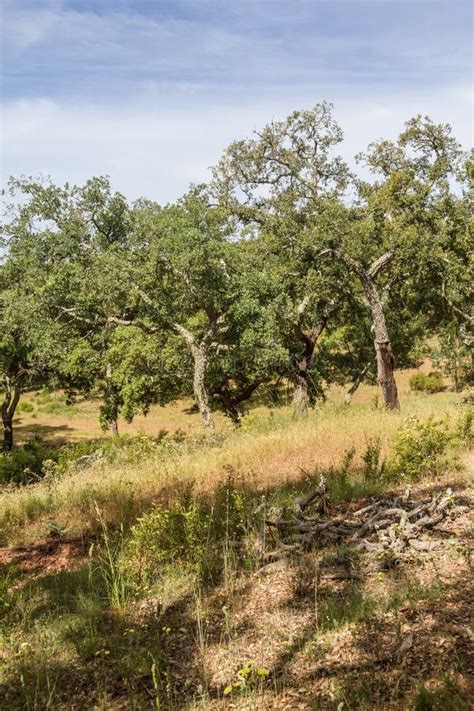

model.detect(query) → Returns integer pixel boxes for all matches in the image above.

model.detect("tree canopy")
[1,104,471,447]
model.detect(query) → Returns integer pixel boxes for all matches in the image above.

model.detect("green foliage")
[223,660,269,697]
[17,400,35,413]
[386,416,452,481]
[34,389,76,415]
[361,436,387,482]
[127,479,250,584]
[409,371,445,394]
[456,406,474,447]
[429,325,473,390]
[2,105,470,433]
[0,437,60,485]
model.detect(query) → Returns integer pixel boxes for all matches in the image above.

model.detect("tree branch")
[368,248,397,279]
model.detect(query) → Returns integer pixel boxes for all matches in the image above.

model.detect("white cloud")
[1,84,472,203]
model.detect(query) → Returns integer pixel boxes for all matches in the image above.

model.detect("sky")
[1,0,472,203]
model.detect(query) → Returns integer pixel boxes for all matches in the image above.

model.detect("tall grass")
[0,388,466,546]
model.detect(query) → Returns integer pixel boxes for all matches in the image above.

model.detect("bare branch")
[368,248,397,279]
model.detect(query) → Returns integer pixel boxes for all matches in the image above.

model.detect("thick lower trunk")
[104,364,119,435]
[363,277,400,411]
[227,405,242,429]
[1,380,21,453]
[2,416,13,453]
[217,380,263,428]
[193,349,214,429]
[293,373,310,415]
[292,352,312,416]
[375,340,400,410]
[291,307,331,416]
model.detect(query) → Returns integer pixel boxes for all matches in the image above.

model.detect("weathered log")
[297,482,327,512]
[262,487,460,576]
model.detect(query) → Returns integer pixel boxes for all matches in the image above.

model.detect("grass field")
[0,370,473,710]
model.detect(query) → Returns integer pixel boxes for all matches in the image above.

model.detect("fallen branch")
[260,487,462,575]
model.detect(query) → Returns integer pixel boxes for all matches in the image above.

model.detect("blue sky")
[1,0,472,201]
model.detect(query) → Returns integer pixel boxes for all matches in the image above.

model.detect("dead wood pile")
[263,481,468,574]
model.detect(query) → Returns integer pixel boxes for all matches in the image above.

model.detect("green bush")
[387,417,451,481]
[0,438,60,485]
[361,436,386,482]
[409,371,445,394]
[455,406,473,447]
[126,480,250,584]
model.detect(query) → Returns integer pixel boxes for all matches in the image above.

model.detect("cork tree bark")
[321,248,400,411]
[1,375,22,452]
[291,297,338,415]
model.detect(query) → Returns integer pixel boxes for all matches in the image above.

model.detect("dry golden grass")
[0,368,466,545]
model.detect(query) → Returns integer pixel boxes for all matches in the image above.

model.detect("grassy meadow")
[0,369,473,710]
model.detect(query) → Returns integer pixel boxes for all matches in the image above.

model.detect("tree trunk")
[291,303,333,416]
[1,378,21,453]
[293,355,311,416]
[2,416,13,453]
[344,363,370,405]
[227,404,242,429]
[363,278,400,411]
[192,346,214,429]
[104,364,119,435]
[218,380,263,428]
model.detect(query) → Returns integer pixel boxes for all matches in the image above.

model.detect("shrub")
[455,406,473,447]
[409,371,444,394]
[0,438,60,485]
[126,479,250,585]
[34,389,75,415]
[17,401,35,414]
[361,436,386,482]
[387,417,451,481]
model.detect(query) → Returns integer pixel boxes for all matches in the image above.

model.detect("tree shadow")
[262,562,473,709]
[14,421,74,444]
[2,470,472,709]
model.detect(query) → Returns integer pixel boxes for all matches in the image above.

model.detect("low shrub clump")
[0,437,60,486]
[409,371,445,394]
[330,407,472,488]
[125,478,253,587]
[0,430,186,487]
[386,416,452,481]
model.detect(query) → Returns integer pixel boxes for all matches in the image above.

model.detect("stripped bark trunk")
[2,377,21,452]
[170,323,215,429]
[293,351,311,416]
[191,345,214,429]
[320,248,400,411]
[104,364,119,435]
[362,276,400,411]
[291,301,335,416]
